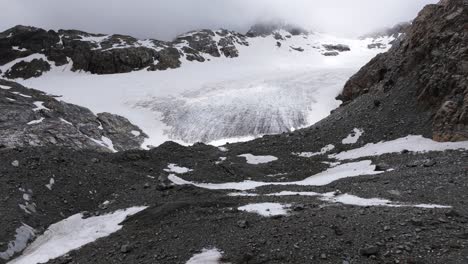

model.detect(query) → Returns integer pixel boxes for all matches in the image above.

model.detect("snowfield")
[12,32,391,147]
[8,207,146,264]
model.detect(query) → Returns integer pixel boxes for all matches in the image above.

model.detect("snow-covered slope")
[1,27,398,147]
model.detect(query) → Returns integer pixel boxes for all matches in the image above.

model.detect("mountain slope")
[0,24,400,146]
[0,79,146,151]
[340,0,468,141]
[1,0,467,263]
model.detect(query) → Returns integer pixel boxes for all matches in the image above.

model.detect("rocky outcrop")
[339,0,468,141]
[0,26,250,77]
[246,22,308,37]
[322,44,351,52]
[0,79,147,151]
[4,58,50,79]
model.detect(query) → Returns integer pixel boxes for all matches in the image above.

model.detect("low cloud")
[0,0,438,40]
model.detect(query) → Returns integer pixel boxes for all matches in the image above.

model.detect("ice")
[294,144,335,158]
[0,224,35,261]
[186,248,224,264]
[238,154,278,165]
[32,102,50,112]
[342,128,364,144]
[238,203,291,217]
[26,118,45,125]
[331,135,468,160]
[8,207,146,264]
[169,160,382,191]
[164,163,193,174]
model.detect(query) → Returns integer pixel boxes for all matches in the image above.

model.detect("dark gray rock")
[4,59,51,79]
[322,44,351,52]
[0,79,147,152]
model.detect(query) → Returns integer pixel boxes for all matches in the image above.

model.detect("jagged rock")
[247,22,308,37]
[368,43,387,49]
[323,51,339,56]
[4,59,51,79]
[322,44,351,52]
[97,113,147,151]
[0,79,147,151]
[339,0,468,141]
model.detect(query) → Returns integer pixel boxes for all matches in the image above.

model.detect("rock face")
[246,22,309,37]
[4,58,51,79]
[339,0,468,141]
[323,44,351,52]
[0,26,249,77]
[0,79,147,151]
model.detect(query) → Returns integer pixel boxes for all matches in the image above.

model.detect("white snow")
[294,144,335,158]
[45,178,55,190]
[27,118,45,125]
[59,118,73,126]
[320,193,451,208]
[238,154,278,165]
[8,207,146,264]
[0,84,11,90]
[10,92,32,98]
[169,160,381,191]
[264,191,451,208]
[215,157,227,165]
[238,203,291,217]
[12,46,28,52]
[15,33,391,147]
[32,101,50,111]
[342,128,364,144]
[130,130,141,137]
[331,135,468,160]
[164,163,193,174]
[218,146,228,152]
[186,248,224,264]
[89,136,117,152]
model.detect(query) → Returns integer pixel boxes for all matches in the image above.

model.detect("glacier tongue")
[134,68,354,143]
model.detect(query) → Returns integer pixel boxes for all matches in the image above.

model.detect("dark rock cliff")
[339,0,468,141]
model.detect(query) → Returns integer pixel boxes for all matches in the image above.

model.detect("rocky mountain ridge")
[340,0,468,142]
[0,22,398,80]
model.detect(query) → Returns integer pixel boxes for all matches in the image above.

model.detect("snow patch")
[332,135,468,160]
[294,144,335,158]
[186,248,225,264]
[8,207,147,264]
[169,160,381,191]
[238,154,278,165]
[130,130,141,137]
[59,118,73,126]
[27,118,45,125]
[164,163,193,174]
[45,178,55,190]
[264,191,451,208]
[342,128,364,144]
[10,92,32,98]
[32,101,50,111]
[0,84,11,90]
[238,203,291,217]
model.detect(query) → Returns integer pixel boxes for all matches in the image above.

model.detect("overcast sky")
[1,0,437,40]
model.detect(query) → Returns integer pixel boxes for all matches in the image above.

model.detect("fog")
[0,0,438,40]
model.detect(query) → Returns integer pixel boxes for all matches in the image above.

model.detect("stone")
[359,246,380,256]
[11,160,19,167]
